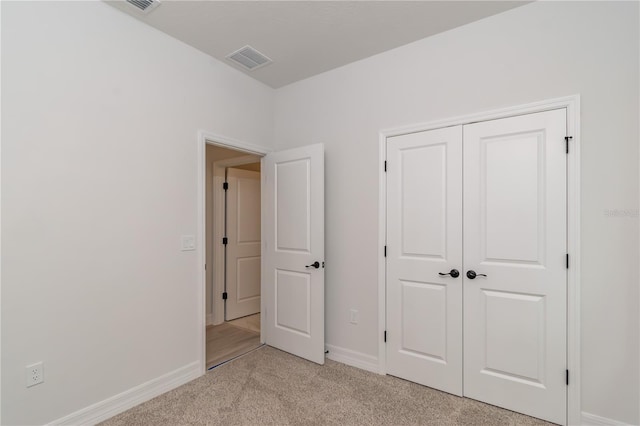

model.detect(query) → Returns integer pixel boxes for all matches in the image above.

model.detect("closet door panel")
[386,126,463,396]
[463,109,567,424]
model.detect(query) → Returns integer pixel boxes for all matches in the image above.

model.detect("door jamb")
[197,130,270,375]
[211,155,261,326]
[377,95,581,425]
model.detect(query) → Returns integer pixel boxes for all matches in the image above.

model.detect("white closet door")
[386,126,463,396]
[463,109,567,424]
[225,168,261,321]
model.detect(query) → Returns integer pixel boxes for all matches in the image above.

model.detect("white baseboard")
[325,344,379,374]
[581,412,630,426]
[48,362,201,426]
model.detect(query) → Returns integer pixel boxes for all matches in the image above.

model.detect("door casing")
[378,95,581,425]
[197,131,270,375]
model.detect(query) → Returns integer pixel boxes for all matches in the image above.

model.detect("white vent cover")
[226,46,273,71]
[125,0,161,13]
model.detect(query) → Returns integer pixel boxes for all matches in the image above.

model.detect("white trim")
[581,412,630,426]
[325,344,379,374]
[565,97,581,426]
[47,362,200,426]
[0,2,3,422]
[211,173,225,325]
[380,95,580,138]
[377,95,581,425]
[377,132,387,375]
[197,130,270,374]
[199,130,270,157]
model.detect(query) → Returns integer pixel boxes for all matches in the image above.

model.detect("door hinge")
[222,292,228,300]
[222,237,228,245]
[384,330,387,342]
[223,182,229,191]
[566,369,569,385]
[565,136,573,154]
[566,253,569,269]
[384,161,387,172]
[384,246,387,257]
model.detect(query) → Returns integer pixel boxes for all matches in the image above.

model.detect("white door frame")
[377,95,581,425]
[197,130,270,374]
[211,154,261,326]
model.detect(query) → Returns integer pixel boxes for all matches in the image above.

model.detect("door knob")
[466,270,487,279]
[305,261,321,269]
[438,269,460,278]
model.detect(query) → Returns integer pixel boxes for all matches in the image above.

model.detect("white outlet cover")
[181,235,196,251]
[26,362,44,387]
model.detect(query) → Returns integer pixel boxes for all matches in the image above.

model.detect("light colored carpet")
[100,346,554,426]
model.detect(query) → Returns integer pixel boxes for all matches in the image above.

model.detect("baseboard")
[325,344,379,374]
[48,361,201,426]
[581,412,630,426]
[206,313,214,325]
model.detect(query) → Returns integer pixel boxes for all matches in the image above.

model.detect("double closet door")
[386,109,567,425]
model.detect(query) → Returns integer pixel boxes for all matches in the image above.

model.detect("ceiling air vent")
[125,0,161,14]
[226,46,273,71]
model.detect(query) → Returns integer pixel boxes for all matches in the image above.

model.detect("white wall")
[274,1,639,423]
[1,1,273,424]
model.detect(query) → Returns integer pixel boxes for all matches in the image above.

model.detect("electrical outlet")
[349,309,359,325]
[181,235,196,251]
[26,362,44,388]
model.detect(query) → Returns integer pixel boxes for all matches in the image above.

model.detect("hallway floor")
[206,313,261,369]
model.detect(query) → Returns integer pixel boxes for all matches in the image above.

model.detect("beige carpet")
[101,346,553,426]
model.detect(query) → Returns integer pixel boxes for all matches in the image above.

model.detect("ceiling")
[107,1,529,88]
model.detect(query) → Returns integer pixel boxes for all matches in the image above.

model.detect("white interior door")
[386,126,463,396]
[463,109,567,424]
[263,144,325,364]
[225,167,261,321]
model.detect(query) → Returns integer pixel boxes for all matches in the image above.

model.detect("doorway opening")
[205,143,264,370]
[198,133,325,373]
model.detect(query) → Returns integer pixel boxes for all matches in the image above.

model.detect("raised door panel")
[400,280,447,362]
[276,159,310,253]
[275,269,311,336]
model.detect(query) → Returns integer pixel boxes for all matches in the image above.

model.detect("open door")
[262,144,325,364]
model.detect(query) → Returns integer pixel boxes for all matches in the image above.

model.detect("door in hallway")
[225,168,261,321]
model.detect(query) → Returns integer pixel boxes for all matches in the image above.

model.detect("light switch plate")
[181,235,196,251]
[349,309,359,325]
